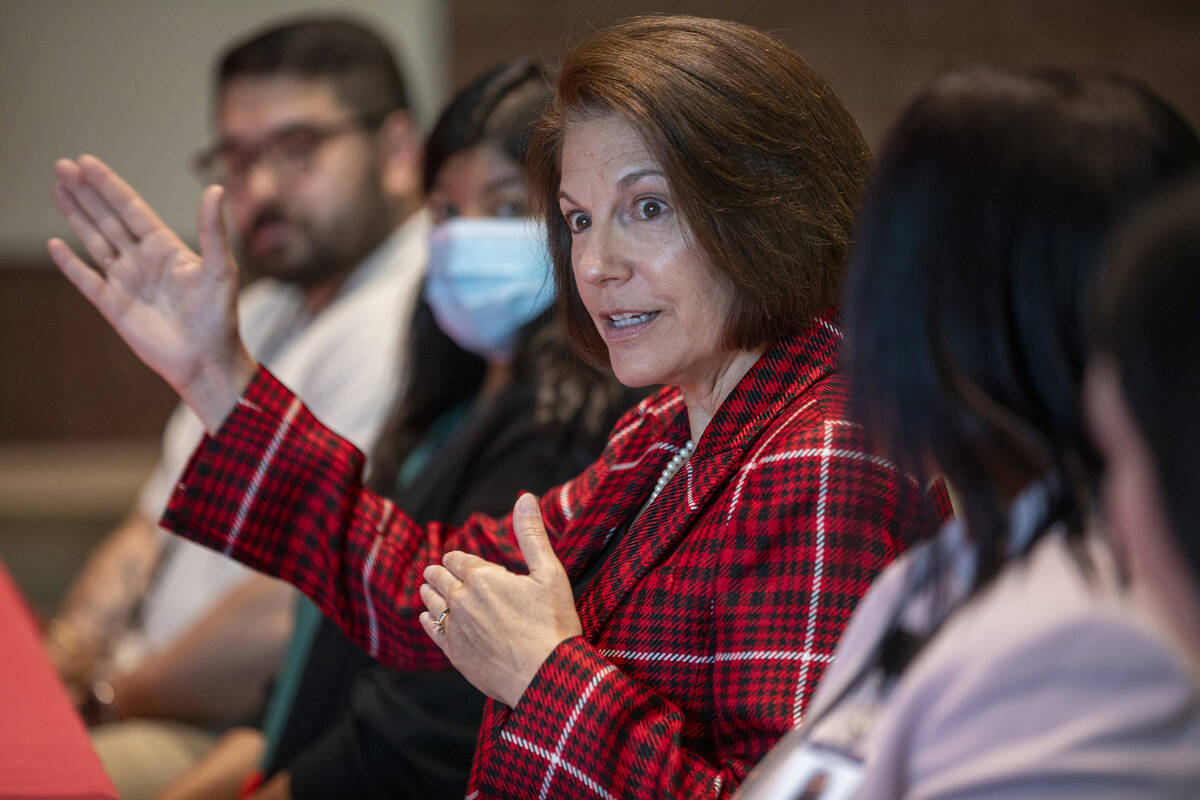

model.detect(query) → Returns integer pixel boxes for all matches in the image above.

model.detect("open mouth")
[607,311,660,329]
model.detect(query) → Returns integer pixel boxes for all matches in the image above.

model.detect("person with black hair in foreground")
[739,68,1200,799]
[1088,175,1200,681]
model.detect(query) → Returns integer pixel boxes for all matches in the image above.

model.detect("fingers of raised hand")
[51,177,123,272]
[46,237,106,304]
[52,155,176,270]
[76,155,168,241]
[55,161,140,253]
[197,185,232,264]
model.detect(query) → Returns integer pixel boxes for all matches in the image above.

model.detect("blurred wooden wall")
[0,266,178,441]
[449,0,1199,150]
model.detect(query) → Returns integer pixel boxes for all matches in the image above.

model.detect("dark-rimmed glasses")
[192,116,373,189]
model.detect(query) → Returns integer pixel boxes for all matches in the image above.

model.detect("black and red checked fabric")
[162,311,950,799]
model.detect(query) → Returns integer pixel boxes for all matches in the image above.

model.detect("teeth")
[610,312,654,328]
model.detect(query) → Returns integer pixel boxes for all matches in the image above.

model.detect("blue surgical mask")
[424,217,555,362]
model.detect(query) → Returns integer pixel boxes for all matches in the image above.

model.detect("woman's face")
[429,142,526,223]
[558,113,739,391]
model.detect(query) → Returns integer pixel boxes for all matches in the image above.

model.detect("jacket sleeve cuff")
[160,366,364,561]
[159,366,283,543]
[502,635,627,761]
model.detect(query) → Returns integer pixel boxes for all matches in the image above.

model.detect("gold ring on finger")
[434,608,449,636]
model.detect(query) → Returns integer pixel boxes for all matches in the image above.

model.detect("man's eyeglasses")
[192,116,374,189]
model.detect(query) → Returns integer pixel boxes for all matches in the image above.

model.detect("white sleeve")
[135,402,206,523]
[267,277,418,454]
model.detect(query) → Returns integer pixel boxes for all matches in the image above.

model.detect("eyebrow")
[485,174,524,194]
[215,121,322,151]
[431,173,524,199]
[617,167,666,189]
[557,167,667,204]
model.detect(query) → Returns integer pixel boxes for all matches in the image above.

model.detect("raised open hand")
[48,155,256,431]
[419,493,583,708]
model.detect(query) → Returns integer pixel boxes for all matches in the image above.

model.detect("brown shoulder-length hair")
[528,14,871,366]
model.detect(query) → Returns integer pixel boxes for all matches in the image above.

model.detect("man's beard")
[238,199,392,290]
[238,204,342,288]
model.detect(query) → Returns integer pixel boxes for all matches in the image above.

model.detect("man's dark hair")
[216,16,409,121]
[1092,173,1200,583]
[844,66,1199,587]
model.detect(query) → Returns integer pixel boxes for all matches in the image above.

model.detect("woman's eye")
[564,210,591,233]
[636,198,665,219]
[432,204,459,225]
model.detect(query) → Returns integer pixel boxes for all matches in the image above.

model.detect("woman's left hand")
[419,493,583,708]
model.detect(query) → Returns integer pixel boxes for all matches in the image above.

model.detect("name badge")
[742,742,864,800]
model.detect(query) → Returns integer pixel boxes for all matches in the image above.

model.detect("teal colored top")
[258,402,472,769]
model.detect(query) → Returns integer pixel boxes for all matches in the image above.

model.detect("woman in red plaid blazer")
[51,16,948,800]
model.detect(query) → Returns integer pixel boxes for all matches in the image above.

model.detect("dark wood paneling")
[450,1,1200,151]
[0,264,177,441]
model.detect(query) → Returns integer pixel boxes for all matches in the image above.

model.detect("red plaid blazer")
[163,313,949,799]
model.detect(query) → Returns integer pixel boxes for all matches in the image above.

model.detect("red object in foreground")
[0,558,118,799]
[237,769,264,798]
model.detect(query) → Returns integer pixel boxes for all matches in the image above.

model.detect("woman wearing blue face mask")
[420,60,560,386]
[155,59,642,800]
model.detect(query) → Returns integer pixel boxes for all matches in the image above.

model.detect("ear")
[375,109,424,212]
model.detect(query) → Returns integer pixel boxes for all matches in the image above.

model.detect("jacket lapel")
[576,312,843,636]
[553,392,687,581]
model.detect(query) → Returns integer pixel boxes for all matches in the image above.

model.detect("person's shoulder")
[889,531,1200,758]
[871,533,1200,797]
[932,532,1141,658]
[770,362,855,428]
[805,540,932,712]
[747,368,880,472]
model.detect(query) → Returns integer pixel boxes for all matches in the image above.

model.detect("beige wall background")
[1,0,449,259]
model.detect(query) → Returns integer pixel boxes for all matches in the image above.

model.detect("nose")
[240,159,283,206]
[573,219,631,288]
[229,161,283,232]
